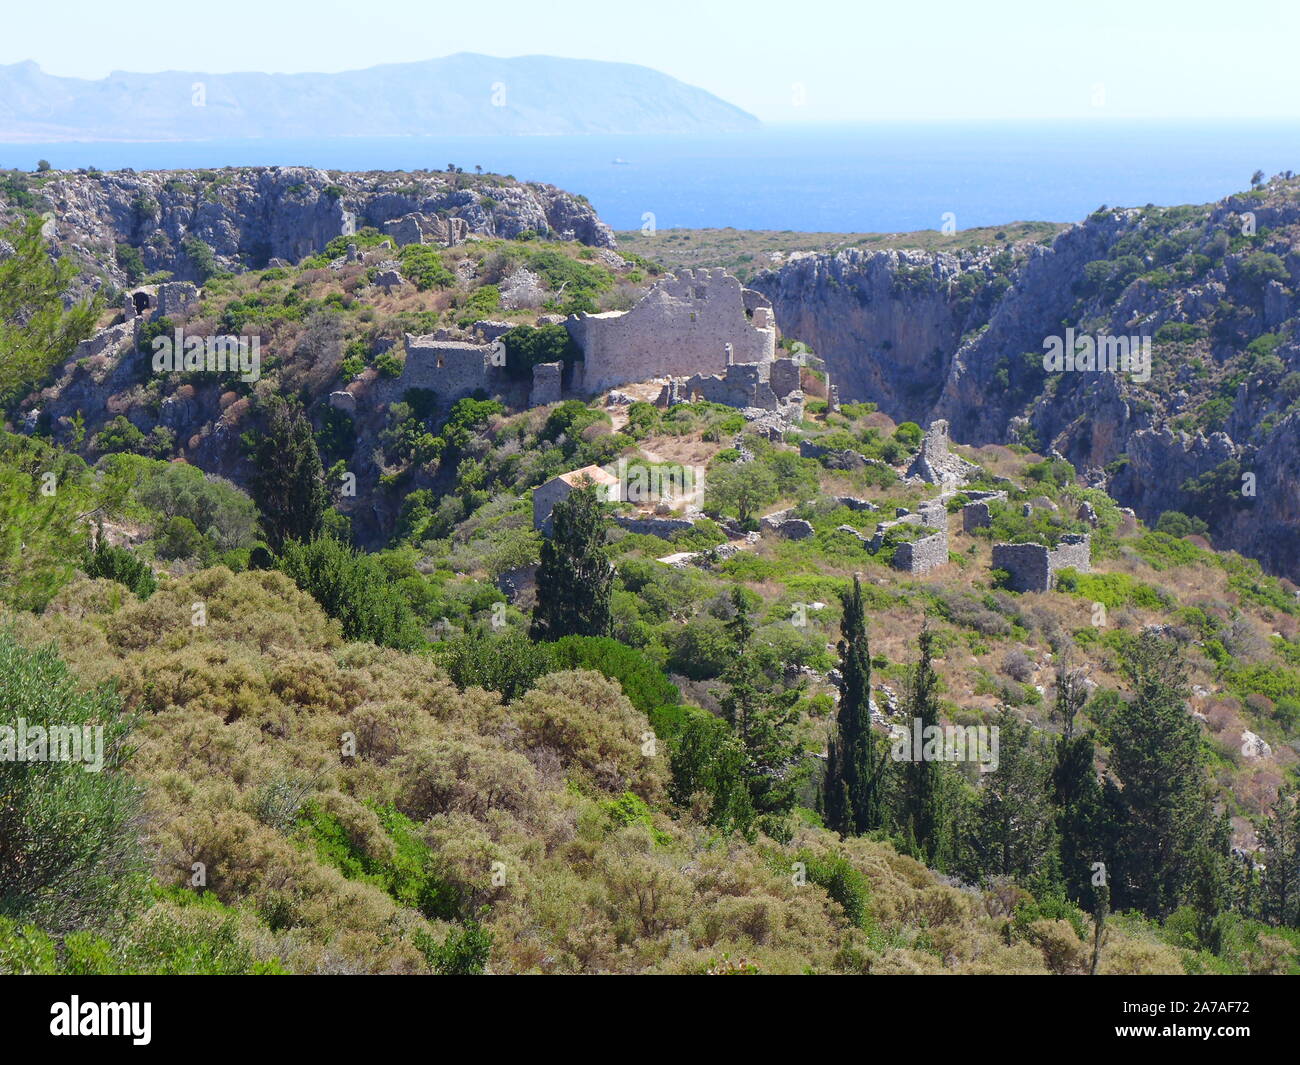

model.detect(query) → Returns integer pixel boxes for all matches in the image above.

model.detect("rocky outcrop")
[11,166,615,286]
[751,180,1300,580]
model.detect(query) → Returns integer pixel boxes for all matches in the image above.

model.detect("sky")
[5,0,1299,123]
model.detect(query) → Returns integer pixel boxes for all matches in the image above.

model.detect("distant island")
[0,54,760,142]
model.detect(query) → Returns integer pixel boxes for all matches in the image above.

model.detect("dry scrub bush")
[9,567,1192,974]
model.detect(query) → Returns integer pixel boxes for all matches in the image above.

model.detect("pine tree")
[1109,632,1208,917]
[824,574,883,835]
[247,395,328,552]
[0,215,99,408]
[531,481,613,640]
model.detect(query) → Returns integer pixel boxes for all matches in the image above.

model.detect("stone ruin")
[565,268,777,393]
[381,336,496,404]
[355,266,790,418]
[867,498,950,575]
[530,361,563,406]
[991,533,1092,593]
[656,353,804,412]
[959,490,1010,532]
[382,212,470,248]
[759,509,815,540]
[72,280,202,363]
[906,419,979,489]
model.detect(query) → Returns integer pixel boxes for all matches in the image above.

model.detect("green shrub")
[84,539,156,598]
[439,631,554,701]
[91,415,146,455]
[399,244,456,290]
[795,849,872,930]
[415,920,491,975]
[500,323,580,381]
[278,536,423,649]
[550,635,680,714]
[1155,511,1208,538]
[0,635,145,932]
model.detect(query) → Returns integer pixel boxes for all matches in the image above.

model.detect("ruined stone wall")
[916,499,949,533]
[894,530,949,574]
[907,418,979,488]
[960,491,1008,532]
[991,535,1091,592]
[532,479,572,534]
[378,336,494,405]
[382,212,470,248]
[156,282,199,319]
[769,357,801,399]
[684,363,776,410]
[74,320,135,360]
[1050,533,1093,574]
[963,500,994,531]
[567,267,776,392]
[530,361,563,406]
[614,515,697,538]
[991,543,1053,592]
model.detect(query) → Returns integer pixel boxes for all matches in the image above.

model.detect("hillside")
[0,55,760,142]
[615,222,1068,282]
[735,178,1300,584]
[2,171,1300,977]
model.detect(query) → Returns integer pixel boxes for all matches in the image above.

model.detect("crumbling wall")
[379,335,494,404]
[684,363,776,409]
[532,479,572,535]
[907,418,979,488]
[530,361,563,406]
[894,530,949,574]
[991,543,1053,592]
[769,357,801,399]
[1051,533,1092,574]
[960,491,1008,532]
[992,534,1092,592]
[567,268,776,392]
[614,515,697,538]
[155,281,199,319]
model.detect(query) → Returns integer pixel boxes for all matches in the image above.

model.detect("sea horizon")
[4,119,1299,233]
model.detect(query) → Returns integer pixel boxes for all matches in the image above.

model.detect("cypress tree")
[824,574,883,835]
[248,395,328,552]
[972,708,1057,883]
[716,588,804,818]
[1050,665,1106,906]
[531,481,613,641]
[1257,787,1299,927]
[898,624,950,865]
[1109,632,1207,917]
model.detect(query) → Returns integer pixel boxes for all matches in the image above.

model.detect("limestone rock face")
[748,189,1300,582]
[9,166,614,287]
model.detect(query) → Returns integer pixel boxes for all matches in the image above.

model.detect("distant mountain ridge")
[0,54,761,142]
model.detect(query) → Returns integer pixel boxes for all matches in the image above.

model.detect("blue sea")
[4,121,1300,232]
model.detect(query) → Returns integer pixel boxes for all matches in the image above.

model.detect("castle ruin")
[565,268,777,393]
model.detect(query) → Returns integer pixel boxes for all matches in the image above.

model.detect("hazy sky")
[6,0,1298,122]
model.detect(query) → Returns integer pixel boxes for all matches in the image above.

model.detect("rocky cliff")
[752,177,1300,580]
[1,165,615,287]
